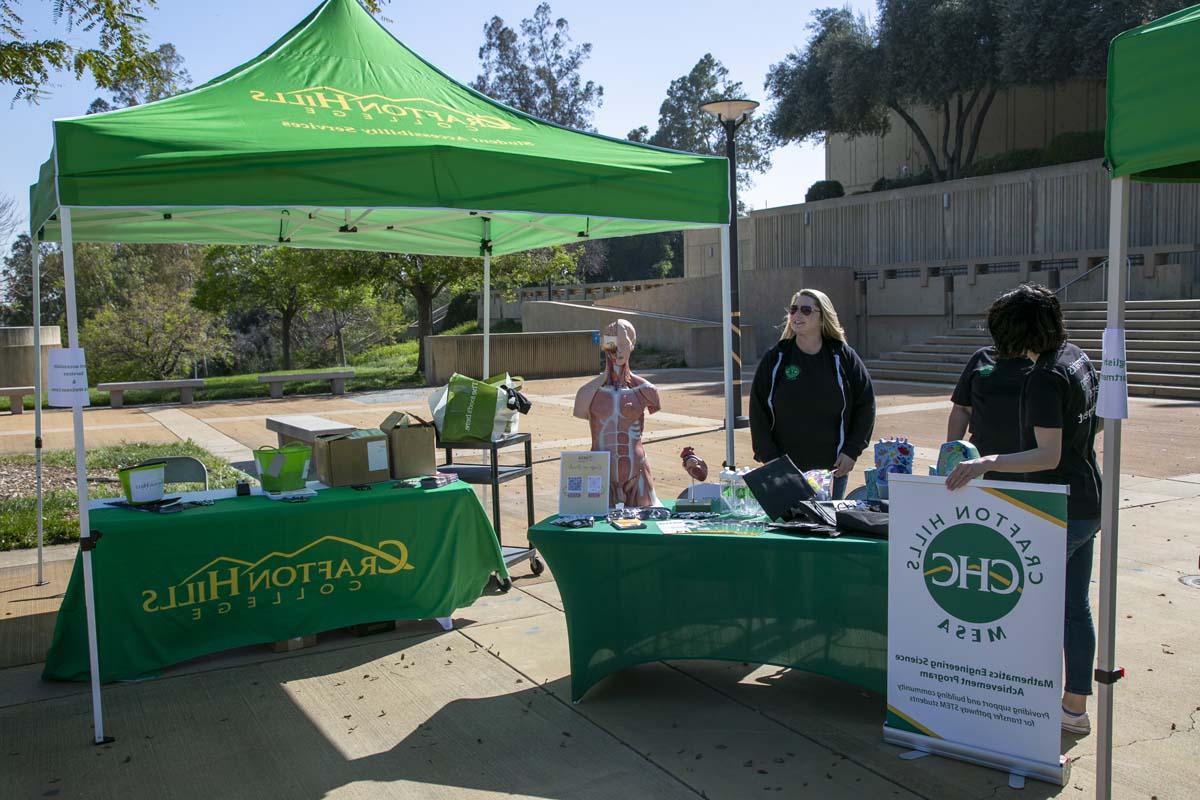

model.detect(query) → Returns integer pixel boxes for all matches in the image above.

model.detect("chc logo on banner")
[905,500,1048,643]
[885,474,1069,786]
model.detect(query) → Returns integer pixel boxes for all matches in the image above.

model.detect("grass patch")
[0,441,247,551]
[3,321,524,411]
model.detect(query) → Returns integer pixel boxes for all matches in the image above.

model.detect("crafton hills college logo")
[905,493,1054,645]
[140,535,414,622]
[249,85,520,132]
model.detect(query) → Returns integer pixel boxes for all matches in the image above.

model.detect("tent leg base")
[92,736,115,746]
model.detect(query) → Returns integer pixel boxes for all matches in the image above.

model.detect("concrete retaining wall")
[0,326,62,388]
[424,330,601,386]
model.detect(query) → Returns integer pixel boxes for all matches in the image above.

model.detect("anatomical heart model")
[572,319,661,507]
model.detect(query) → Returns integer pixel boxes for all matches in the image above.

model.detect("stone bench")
[257,370,354,399]
[265,415,355,447]
[97,379,204,409]
[1,386,34,415]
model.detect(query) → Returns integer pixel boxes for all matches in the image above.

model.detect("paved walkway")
[1,373,1198,798]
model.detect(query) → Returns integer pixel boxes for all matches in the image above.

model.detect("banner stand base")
[898,750,931,761]
[884,728,1069,787]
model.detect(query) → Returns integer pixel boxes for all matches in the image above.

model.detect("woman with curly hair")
[946,283,1101,735]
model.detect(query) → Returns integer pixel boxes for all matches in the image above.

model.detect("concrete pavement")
[1,371,1198,799]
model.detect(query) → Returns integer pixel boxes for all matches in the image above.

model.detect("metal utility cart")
[436,432,542,588]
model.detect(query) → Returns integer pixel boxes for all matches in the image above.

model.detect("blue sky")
[2,0,875,237]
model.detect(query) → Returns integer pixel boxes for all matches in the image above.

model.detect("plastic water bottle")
[740,467,762,517]
[734,468,750,516]
[719,467,736,513]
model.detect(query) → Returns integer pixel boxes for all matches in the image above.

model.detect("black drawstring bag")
[834,510,889,539]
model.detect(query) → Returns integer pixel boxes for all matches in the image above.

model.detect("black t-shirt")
[770,342,843,470]
[1020,343,1101,520]
[951,347,1033,458]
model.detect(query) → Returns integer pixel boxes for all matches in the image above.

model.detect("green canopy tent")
[1098,5,1200,799]
[28,0,734,743]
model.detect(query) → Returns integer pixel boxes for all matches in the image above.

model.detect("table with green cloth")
[44,482,507,682]
[528,511,887,702]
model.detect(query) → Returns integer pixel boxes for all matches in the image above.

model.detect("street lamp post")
[701,98,758,434]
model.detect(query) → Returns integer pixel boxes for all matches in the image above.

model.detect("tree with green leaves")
[2,0,164,103]
[348,252,481,376]
[194,246,328,371]
[81,287,230,382]
[492,244,580,298]
[616,54,775,281]
[472,3,603,130]
[629,53,774,195]
[2,1,390,103]
[0,234,202,327]
[765,1,1193,183]
[997,1,1191,85]
[87,41,189,113]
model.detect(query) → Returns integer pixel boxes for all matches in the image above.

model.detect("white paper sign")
[884,474,1068,785]
[367,439,388,472]
[560,451,610,516]
[48,348,90,408]
[1097,327,1129,420]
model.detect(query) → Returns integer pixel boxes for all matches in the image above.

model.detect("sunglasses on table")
[788,304,818,316]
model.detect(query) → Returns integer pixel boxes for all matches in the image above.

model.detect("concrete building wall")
[826,80,1107,193]
[685,160,1200,279]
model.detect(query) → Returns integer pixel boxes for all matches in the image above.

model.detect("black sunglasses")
[788,304,817,316]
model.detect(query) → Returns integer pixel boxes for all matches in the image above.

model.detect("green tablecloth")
[45,483,507,682]
[528,512,888,702]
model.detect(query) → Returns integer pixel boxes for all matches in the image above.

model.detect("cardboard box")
[381,411,437,479]
[313,429,391,487]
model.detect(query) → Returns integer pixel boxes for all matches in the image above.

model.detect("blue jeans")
[831,474,848,500]
[1064,517,1101,696]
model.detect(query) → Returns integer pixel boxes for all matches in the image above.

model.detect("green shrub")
[805,180,845,202]
[1043,130,1105,165]
[871,170,936,192]
[962,148,1044,177]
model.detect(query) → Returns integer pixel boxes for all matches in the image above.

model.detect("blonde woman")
[749,288,876,499]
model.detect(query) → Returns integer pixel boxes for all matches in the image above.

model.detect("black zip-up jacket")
[749,336,876,468]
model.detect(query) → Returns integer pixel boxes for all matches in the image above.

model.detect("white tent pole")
[719,224,735,468]
[60,208,108,744]
[32,240,47,586]
[1096,175,1129,800]
[482,218,492,380]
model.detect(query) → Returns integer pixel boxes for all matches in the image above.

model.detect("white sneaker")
[1062,707,1091,735]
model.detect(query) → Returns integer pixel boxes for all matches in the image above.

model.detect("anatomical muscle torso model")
[572,319,661,507]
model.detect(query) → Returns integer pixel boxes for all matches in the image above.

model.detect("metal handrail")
[1053,257,1131,303]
